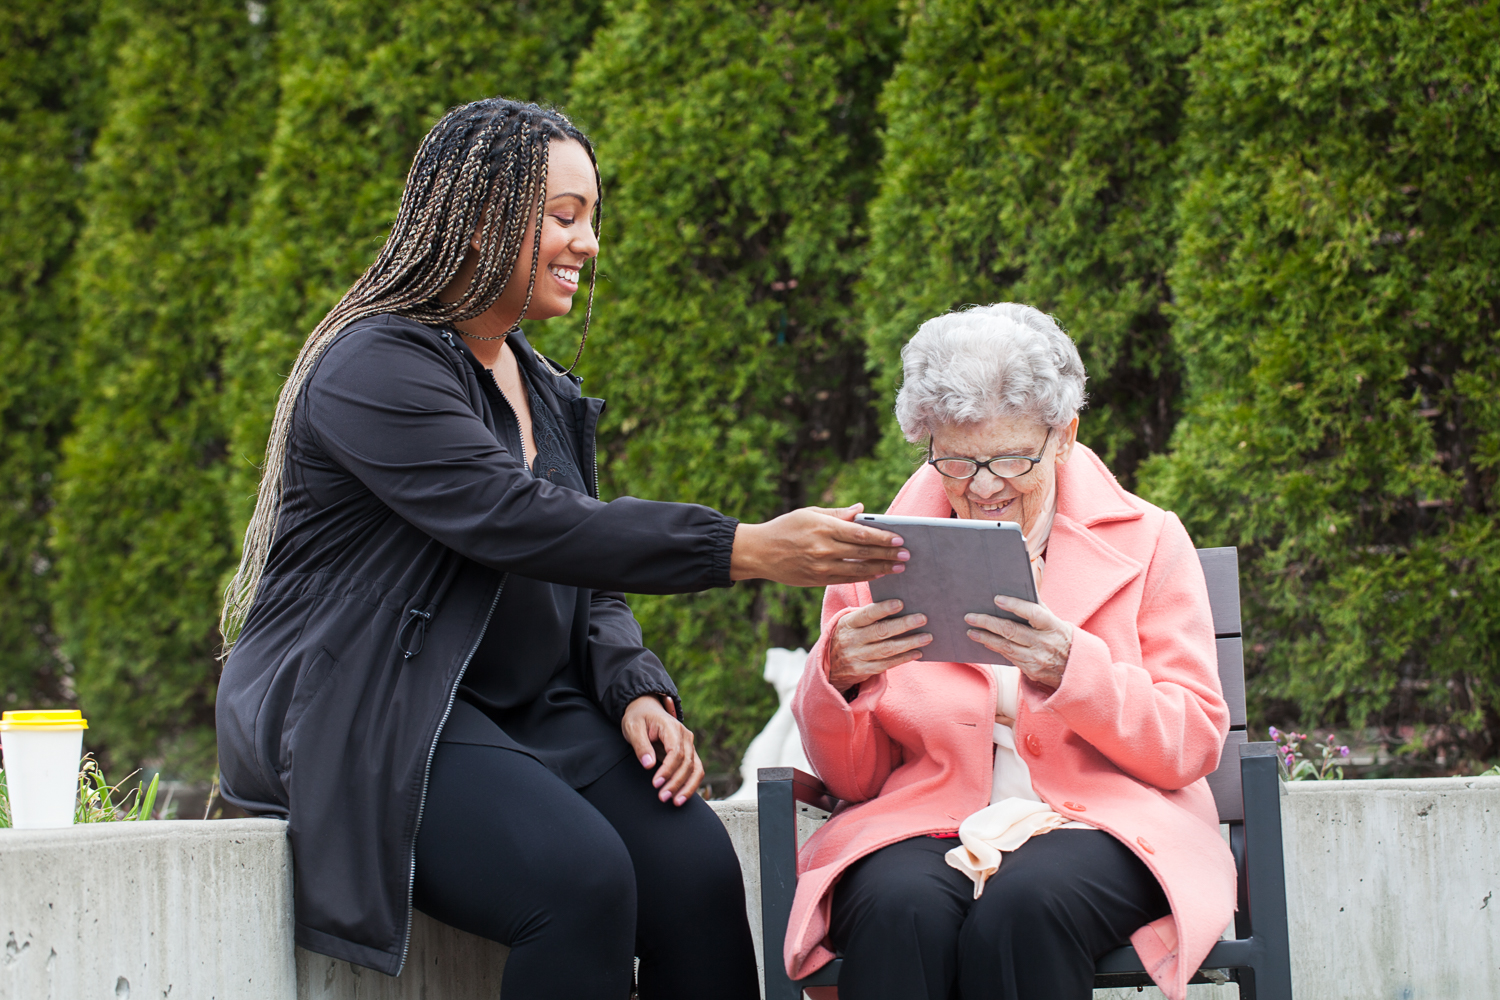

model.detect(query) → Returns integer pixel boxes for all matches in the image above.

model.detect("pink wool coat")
[788,445,1237,1000]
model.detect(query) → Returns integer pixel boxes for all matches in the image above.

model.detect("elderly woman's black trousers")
[829,830,1171,1000]
[412,741,759,1000]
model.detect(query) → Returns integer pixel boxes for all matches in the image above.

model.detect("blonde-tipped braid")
[220,99,600,649]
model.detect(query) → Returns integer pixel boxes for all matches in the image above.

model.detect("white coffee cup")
[1,710,89,829]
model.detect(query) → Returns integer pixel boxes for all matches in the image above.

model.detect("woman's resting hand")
[731,504,910,586]
[965,595,1074,690]
[826,599,932,693]
[622,695,704,807]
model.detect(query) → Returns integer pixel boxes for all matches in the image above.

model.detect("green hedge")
[7,0,1500,778]
[850,0,1203,505]
[0,1,104,711]
[563,0,902,778]
[46,0,278,775]
[1139,0,1500,763]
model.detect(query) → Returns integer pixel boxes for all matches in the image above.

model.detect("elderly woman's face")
[931,414,1079,535]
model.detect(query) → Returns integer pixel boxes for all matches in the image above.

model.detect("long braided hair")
[220,98,600,646]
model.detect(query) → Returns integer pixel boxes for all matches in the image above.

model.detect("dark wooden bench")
[757,547,1293,999]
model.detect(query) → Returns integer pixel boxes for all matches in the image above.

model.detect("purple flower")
[1268,726,1280,739]
[1339,746,1350,757]
[1284,752,1295,766]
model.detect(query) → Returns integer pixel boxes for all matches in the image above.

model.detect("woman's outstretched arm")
[302,318,906,595]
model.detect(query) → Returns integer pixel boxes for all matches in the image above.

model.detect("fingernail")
[889,536,903,546]
[914,615,927,625]
[641,755,654,768]
[892,564,905,573]
[896,550,910,561]
[965,614,977,624]
[918,633,932,644]
[659,789,671,801]
[653,775,665,787]
[674,795,687,806]
[968,629,981,638]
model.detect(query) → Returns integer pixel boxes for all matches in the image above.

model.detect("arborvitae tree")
[47,0,278,776]
[1139,0,1500,767]
[0,2,105,710]
[564,0,902,779]
[221,0,604,526]
[851,0,1202,503]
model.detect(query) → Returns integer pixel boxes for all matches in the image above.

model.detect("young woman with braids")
[214,98,906,999]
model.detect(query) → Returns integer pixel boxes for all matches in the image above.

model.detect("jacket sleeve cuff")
[710,515,739,589]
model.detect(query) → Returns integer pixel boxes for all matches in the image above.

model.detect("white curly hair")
[894,303,1087,443]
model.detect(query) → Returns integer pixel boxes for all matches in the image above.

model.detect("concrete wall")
[3,778,1497,999]
[1281,776,1500,1000]
[0,818,294,1000]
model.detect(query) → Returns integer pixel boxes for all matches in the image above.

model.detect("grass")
[0,753,164,828]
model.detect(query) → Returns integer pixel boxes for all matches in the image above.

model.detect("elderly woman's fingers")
[841,599,907,629]
[991,594,1059,630]
[872,612,928,641]
[964,612,1034,646]
[862,630,932,661]
[966,627,1019,658]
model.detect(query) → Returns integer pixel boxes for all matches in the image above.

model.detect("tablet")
[857,512,1037,665]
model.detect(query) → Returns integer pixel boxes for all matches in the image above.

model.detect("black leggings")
[413,741,759,1000]
[829,830,1171,1000]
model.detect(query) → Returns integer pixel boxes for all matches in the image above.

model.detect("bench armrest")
[758,766,837,813]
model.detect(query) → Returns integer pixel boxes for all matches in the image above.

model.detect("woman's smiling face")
[492,137,600,322]
[931,413,1078,535]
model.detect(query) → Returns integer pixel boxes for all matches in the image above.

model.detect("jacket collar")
[885,443,1144,629]
[441,325,584,402]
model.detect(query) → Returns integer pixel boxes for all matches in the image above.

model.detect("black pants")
[413,742,759,1000]
[829,830,1171,1000]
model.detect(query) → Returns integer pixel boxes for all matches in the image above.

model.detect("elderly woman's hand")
[826,599,931,693]
[966,595,1074,690]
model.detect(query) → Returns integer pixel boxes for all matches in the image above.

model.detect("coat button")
[1024,734,1042,756]
[1062,801,1086,812]
[1137,836,1155,855]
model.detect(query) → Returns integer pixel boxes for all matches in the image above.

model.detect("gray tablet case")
[858,512,1037,665]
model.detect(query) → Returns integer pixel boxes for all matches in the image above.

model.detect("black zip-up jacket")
[215,315,738,974]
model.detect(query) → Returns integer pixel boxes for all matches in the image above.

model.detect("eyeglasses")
[927,427,1052,481]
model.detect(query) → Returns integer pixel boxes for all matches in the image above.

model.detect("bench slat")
[1206,730,1249,823]
[1218,636,1247,729]
[1197,547,1242,637]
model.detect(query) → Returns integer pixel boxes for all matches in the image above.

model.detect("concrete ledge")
[0,819,294,1000]
[1282,776,1500,999]
[4,779,1498,999]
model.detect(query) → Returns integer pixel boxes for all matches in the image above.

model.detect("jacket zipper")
[400,332,530,973]
[398,573,504,974]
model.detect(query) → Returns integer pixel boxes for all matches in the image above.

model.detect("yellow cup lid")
[0,709,89,730]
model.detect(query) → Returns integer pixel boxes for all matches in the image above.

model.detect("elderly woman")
[785,304,1237,1000]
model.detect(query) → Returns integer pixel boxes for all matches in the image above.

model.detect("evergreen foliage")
[221,0,604,527]
[852,0,1202,505]
[564,0,902,777]
[1139,0,1500,762]
[0,2,104,711]
[7,0,1498,779]
[47,0,279,775]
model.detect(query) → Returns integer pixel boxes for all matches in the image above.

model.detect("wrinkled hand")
[621,695,704,807]
[826,599,931,693]
[966,595,1074,690]
[731,504,910,586]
